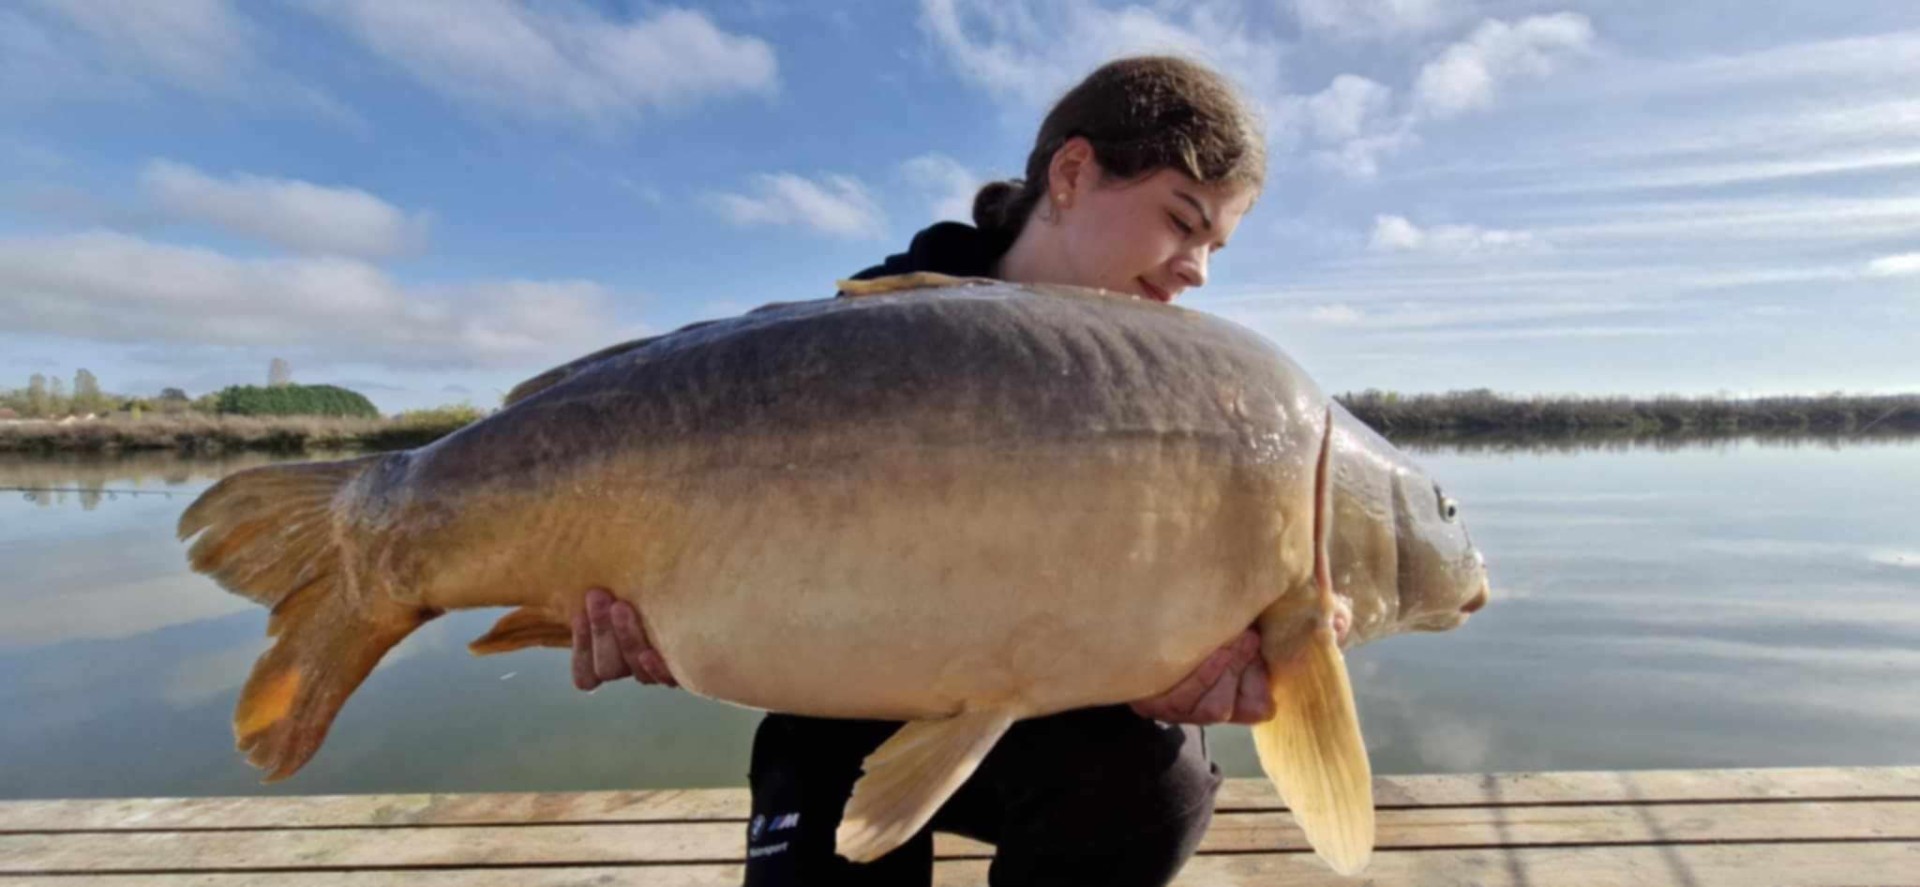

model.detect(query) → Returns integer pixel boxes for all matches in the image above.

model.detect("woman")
[573,56,1271,886]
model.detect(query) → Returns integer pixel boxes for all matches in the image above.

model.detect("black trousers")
[742,706,1221,887]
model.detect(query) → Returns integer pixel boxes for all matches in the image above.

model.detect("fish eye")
[1437,489,1458,522]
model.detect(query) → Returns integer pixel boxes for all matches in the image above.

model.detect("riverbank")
[1341,391,1919,440]
[0,413,469,455]
[3,393,1914,455]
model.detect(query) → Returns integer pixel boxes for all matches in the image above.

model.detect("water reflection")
[1396,428,1919,456]
[2,438,1917,800]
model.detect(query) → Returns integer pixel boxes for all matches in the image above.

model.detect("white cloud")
[142,160,429,259]
[3,0,355,124]
[1299,74,1394,143]
[917,0,1286,117]
[1268,74,1417,178]
[311,1,777,126]
[1413,13,1595,119]
[1865,253,1920,278]
[30,0,255,94]
[0,231,623,369]
[710,173,888,239]
[900,153,982,224]
[1371,214,1537,254]
[1290,0,1469,39]
[1308,304,1365,325]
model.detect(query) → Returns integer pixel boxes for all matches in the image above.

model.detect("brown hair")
[973,55,1266,241]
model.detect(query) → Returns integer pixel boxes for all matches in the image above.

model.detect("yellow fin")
[469,606,572,655]
[1253,624,1373,875]
[236,578,434,783]
[179,453,432,783]
[1251,406,1374,875]
[835,272,996,297]
[835,708,1016,863]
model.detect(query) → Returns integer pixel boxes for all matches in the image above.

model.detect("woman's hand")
[571,588,679,691]
[1130,629,1273,725]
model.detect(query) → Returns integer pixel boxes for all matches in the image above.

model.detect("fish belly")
[630,435,1305,720]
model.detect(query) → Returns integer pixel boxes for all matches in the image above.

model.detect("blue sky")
[4,0,1917,413]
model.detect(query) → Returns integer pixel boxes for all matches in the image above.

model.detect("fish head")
[1386,469,1490,636]
[1329,410,1490,647]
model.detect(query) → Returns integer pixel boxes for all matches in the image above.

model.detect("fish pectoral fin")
[835,272,996,297]
[468,606,572,656]
[1253,624,1374,876]
[835,707,1017,863]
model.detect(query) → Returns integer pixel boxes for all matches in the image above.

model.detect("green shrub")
[214,384,379,418]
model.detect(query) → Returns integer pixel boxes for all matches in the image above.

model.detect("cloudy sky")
[4,0,1917,412]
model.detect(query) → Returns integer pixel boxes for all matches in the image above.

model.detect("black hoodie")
[846,221,1013,283]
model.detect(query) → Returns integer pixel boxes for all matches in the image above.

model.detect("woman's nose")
[1174,247,1208,289]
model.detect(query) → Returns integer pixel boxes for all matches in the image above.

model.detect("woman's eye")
[1168,213,1194,235]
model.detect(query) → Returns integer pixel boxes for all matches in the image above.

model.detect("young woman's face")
[1051,153,1258,304]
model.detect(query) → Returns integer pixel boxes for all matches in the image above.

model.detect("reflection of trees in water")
[0,451,322,509]
[1395,429,1920,456]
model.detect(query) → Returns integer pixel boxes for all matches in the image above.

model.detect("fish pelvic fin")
[469,606,572,655]
[1251,406,1375,876]
[834,708,1017,863]
[178,454,425,782]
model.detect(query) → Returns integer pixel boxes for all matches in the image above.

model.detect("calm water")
[2,441,1916,800]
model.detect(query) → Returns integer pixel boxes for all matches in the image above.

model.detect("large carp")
[179,277,1489,876]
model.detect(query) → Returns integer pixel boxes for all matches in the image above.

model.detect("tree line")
[1,369,375,420]
[1337,389,1920,437]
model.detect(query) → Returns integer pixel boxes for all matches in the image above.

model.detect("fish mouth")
[1461,582,1490,614]
[1136,277,1173,303]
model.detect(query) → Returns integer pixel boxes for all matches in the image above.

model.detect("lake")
[2,440,1916,800]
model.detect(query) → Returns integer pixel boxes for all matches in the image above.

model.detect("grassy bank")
[0,412,474,455]
[1339,391,1920,440]
[2,393,1914,455]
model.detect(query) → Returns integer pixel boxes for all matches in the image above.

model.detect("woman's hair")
[972,55,1266,241]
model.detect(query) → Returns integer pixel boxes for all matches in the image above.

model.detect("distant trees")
[213,383,378,418]
[25,375,47,417]
[1338,390,1920,438]
[157,388,192,414]
[72,369,107,415]
[47,377,68,416]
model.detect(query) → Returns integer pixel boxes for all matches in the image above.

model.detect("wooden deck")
[2,767,1914,885]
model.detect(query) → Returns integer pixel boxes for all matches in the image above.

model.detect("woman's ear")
[1047,136,1098,210]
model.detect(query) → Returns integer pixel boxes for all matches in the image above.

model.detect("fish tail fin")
[177,454,387,608]
[235,578,437,781]
[1251,406,1374,875]
[178,454,432,781]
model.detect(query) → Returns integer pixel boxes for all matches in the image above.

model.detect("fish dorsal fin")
[1251,407,1375,875]
[834,708,1016,863]
[504,336,660,407]
[835,272,997,297]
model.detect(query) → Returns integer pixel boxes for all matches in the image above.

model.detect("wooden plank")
[6,843,1916,887]
[0,788,752,833]
[1217,767,1920,810]
[0,866,746,887]
[1164,842,1920,887]
[6,767,1913,832]
[5,801,1913,873]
